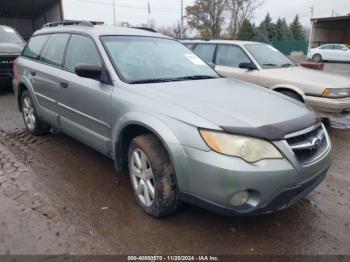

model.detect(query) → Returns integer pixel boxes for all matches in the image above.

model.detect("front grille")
[0,56,16,70]
[286,124,328,165]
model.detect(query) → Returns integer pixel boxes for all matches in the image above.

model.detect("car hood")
[130,78,316,140]
[261,66,350,90]
[0,43,24,55]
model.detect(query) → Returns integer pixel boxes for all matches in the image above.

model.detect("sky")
[62,0,350,28]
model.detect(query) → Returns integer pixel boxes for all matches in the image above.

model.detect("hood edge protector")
[220,111,318,141]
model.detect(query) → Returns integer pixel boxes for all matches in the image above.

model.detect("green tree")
[237,19,255,40]
[254,13,275,43]
[186,0,229,38]
[275,18,292,41]
[290,15,305,40]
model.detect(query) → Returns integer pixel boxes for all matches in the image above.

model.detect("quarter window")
[216,45,250,68]
[193,44,216,63]
[64,34,101,72]
[22,35,50,60]
[40,34,70,67]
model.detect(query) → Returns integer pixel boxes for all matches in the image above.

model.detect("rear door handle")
[60,82,68,88]
[30,71,36,76]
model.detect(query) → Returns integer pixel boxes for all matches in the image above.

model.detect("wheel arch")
[112,112,182,172]
[271,85,305,102]
[16,77,35,112]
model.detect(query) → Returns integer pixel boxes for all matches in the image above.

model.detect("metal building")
[309,15,350,49]
[0,0,64,40]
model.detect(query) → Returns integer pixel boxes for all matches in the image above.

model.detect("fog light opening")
[230,190,250,207]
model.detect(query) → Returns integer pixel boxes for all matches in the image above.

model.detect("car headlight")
[323,88,350,98]
[199,129,283,163]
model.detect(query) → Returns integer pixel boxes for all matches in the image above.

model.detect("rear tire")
[128,134,181,218]
[279,90,303,103]
[312,54,322,63]
[21,90,50,136]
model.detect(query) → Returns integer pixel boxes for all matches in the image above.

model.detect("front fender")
[112,111,191,191]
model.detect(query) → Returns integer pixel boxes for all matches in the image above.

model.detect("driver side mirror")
[342,47,348,51]
[239,62,257,71]
[75,64,102,81]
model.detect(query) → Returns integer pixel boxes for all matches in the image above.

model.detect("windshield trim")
[244,43,296,70]
[100,35,219,84]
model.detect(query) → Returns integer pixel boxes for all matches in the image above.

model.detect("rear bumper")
[304,95,350,116]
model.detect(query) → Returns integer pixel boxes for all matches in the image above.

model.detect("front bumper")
[0,68,13,82]
[304,95,350,116]
[177,141,331,216]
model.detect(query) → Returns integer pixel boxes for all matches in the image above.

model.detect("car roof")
[34,25,171,39]
[182,39,262,46]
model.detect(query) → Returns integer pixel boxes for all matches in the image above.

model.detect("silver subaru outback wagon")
[13,21,332,217]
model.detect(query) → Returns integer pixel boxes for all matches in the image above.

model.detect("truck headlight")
[323,88,350,98]
[199,129,283,163]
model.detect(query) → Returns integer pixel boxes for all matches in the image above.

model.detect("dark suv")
[0,26,25,88]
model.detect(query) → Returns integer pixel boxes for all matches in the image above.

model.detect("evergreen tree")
[237,19,255,40]
[275,18,292,41]
[256,13,276,42]
[290,15,305,40]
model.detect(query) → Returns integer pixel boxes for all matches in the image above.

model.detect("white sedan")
[307,44,350,62]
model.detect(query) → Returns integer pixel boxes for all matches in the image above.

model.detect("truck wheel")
[279,90,303,103]
[312,54,322,63]
[21,90,50,135]
[128,134,181,217]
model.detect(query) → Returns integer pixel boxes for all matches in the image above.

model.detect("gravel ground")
[0,91,349,255]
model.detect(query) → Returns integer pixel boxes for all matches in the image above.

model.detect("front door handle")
[30,71,36,76]
[60,82,68,88]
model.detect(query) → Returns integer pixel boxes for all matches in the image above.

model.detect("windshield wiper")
[129,78,178,84]
[281,63,294,68]
[262,63,279,67]
[174,75,219,80]
[129,75,218,84]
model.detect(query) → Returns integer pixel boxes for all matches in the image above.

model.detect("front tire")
[312,54,322,63]
[21,90,50,135]
[128,134,181,218]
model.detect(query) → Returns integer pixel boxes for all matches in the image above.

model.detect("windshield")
[0,27,24,45]
[100,36,219,83]
[245,44,295,69]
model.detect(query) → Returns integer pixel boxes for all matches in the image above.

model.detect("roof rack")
[131,27,157,33]
[43,20,104,28]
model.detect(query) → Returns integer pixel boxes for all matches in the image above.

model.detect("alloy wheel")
[130,148,155,207]
[22,96,36,131]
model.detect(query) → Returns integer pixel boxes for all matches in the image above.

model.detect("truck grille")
[286,124,328,165]
[0,56,16,70]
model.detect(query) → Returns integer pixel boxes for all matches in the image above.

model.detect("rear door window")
[40,34,70,67]
[22,35,50,60]
[193,44,216,63]
[215,44,251,68]
[64,34,101,72]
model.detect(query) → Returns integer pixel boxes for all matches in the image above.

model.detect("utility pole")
[148,1,151,28]
[180,0,184,39]
[310,7,314,19]
[113,0,117,26]
[308,7,314,52]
